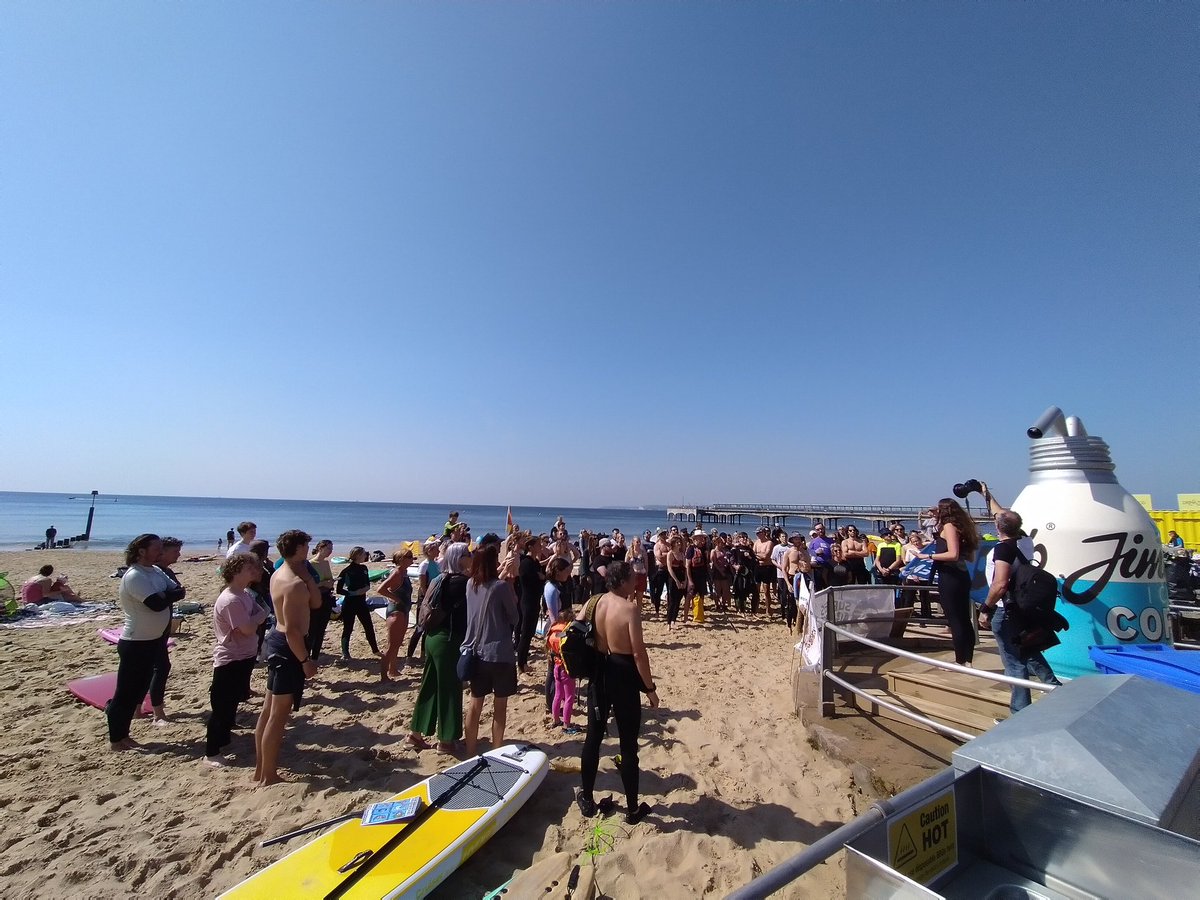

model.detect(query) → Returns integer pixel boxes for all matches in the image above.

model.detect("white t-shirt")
[771,543,788,577]
[118,564,175,640]
[227,539,254,559]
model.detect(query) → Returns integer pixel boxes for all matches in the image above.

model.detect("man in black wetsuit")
[515,534,545,674]
[577,560,659,825]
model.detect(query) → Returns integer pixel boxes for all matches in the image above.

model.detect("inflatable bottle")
[1011,406,1169,679]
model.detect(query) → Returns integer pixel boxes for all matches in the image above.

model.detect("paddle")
[261,812,361,848]
[324,755,490,900]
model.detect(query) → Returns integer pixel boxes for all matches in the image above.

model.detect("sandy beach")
[0,549,863,898]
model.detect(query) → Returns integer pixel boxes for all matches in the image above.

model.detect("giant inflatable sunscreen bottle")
[1012,406,1169,680]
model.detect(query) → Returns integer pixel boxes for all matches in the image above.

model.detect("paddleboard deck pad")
[219,743,549,900]
[67,672,154,716]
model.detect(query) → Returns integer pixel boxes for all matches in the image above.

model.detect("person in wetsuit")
[577,560,659,825]
[919,498,980,667]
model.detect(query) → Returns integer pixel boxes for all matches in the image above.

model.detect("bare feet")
[204,755,228,768]
[407,733,431,750]
[436,741,456,754]
[110,738,139,752]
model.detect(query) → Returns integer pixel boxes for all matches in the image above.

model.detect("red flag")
[506,506,514,535]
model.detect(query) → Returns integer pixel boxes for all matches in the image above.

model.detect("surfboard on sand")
[97,627,175,648]
[218,743,549,900]
[67,673,154,716]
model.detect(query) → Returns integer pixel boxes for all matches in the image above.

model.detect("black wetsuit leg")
[307,589,334,662]
[606,654,643,813]
[147,632,171,707]
[107,638,157,743]
[516,598,540,670]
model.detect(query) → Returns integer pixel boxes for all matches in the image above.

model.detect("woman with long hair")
[378,548,415,681]
[462,534,520,757]
[627,538,648,606]
[107,534,184,751]
[921,498,981,666]
[307,540,337,663]
[335,546,380,660]
[408,541,471,752]
[664,535,688,629]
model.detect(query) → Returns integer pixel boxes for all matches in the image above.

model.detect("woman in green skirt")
[408,541,470,752]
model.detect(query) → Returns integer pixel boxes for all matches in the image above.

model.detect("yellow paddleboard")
[219,744,548,900]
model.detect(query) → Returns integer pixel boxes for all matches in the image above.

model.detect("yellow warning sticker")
[887,787,957,885]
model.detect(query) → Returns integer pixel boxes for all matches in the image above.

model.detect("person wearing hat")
[807,524,835,593]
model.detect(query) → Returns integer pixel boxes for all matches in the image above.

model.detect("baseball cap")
[476,532,502,548]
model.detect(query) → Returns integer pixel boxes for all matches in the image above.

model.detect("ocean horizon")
[0,491,681,553]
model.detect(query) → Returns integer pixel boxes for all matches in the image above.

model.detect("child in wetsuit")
[547,610,578,733]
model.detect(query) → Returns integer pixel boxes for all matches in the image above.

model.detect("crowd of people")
[99,495,1059,818]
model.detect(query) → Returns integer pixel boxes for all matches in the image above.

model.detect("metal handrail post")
[820,588,836,717]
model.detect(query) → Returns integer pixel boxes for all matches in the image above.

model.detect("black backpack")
[417,573,465,632]
[1008,548,1058,616]
[559,594,602,679]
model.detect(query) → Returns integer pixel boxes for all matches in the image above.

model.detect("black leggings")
[307,590,335,662]
[340,594,379,656]
[936,563,974,665]
[206,657,255,756]
[107,638,158,742]
[148,632,171,707]
[665,575,685,624]
[581,654,643,812]
[648,569,666,614]
[516,600,540,671]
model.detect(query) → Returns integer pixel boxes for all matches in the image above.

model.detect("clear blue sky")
[3,2,1195,509]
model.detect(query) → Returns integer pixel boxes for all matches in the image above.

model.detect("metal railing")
[815,584,1056,740]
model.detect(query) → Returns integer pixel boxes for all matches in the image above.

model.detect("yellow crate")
[1150,511,1200,550]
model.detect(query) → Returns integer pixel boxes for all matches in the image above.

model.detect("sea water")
[0,492,680,552]
[0,491,914,553]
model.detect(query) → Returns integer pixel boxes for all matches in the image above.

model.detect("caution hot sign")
[886,788,958,885]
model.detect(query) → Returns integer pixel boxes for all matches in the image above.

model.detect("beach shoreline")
[1,549,863,898]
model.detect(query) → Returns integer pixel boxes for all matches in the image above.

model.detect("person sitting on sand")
[206,553,268,766]
[20,565,82,605]
[254,530,321,786]
[577,560,658,825]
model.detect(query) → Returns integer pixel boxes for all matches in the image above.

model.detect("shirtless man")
[254,529,320,786]
[752,526,776,617]
[577,560,658,825]
[784,533,812,632]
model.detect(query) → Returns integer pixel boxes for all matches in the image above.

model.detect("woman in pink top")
[205,554,269,766]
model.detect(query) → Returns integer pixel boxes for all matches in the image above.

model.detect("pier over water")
[666,503,992,529]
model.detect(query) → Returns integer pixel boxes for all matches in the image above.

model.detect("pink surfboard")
[97,628,175,648]
[67,672,154,716]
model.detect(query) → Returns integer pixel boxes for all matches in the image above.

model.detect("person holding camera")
[919,498,980,667]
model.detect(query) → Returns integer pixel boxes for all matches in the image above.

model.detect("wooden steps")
[846,687,996,737]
